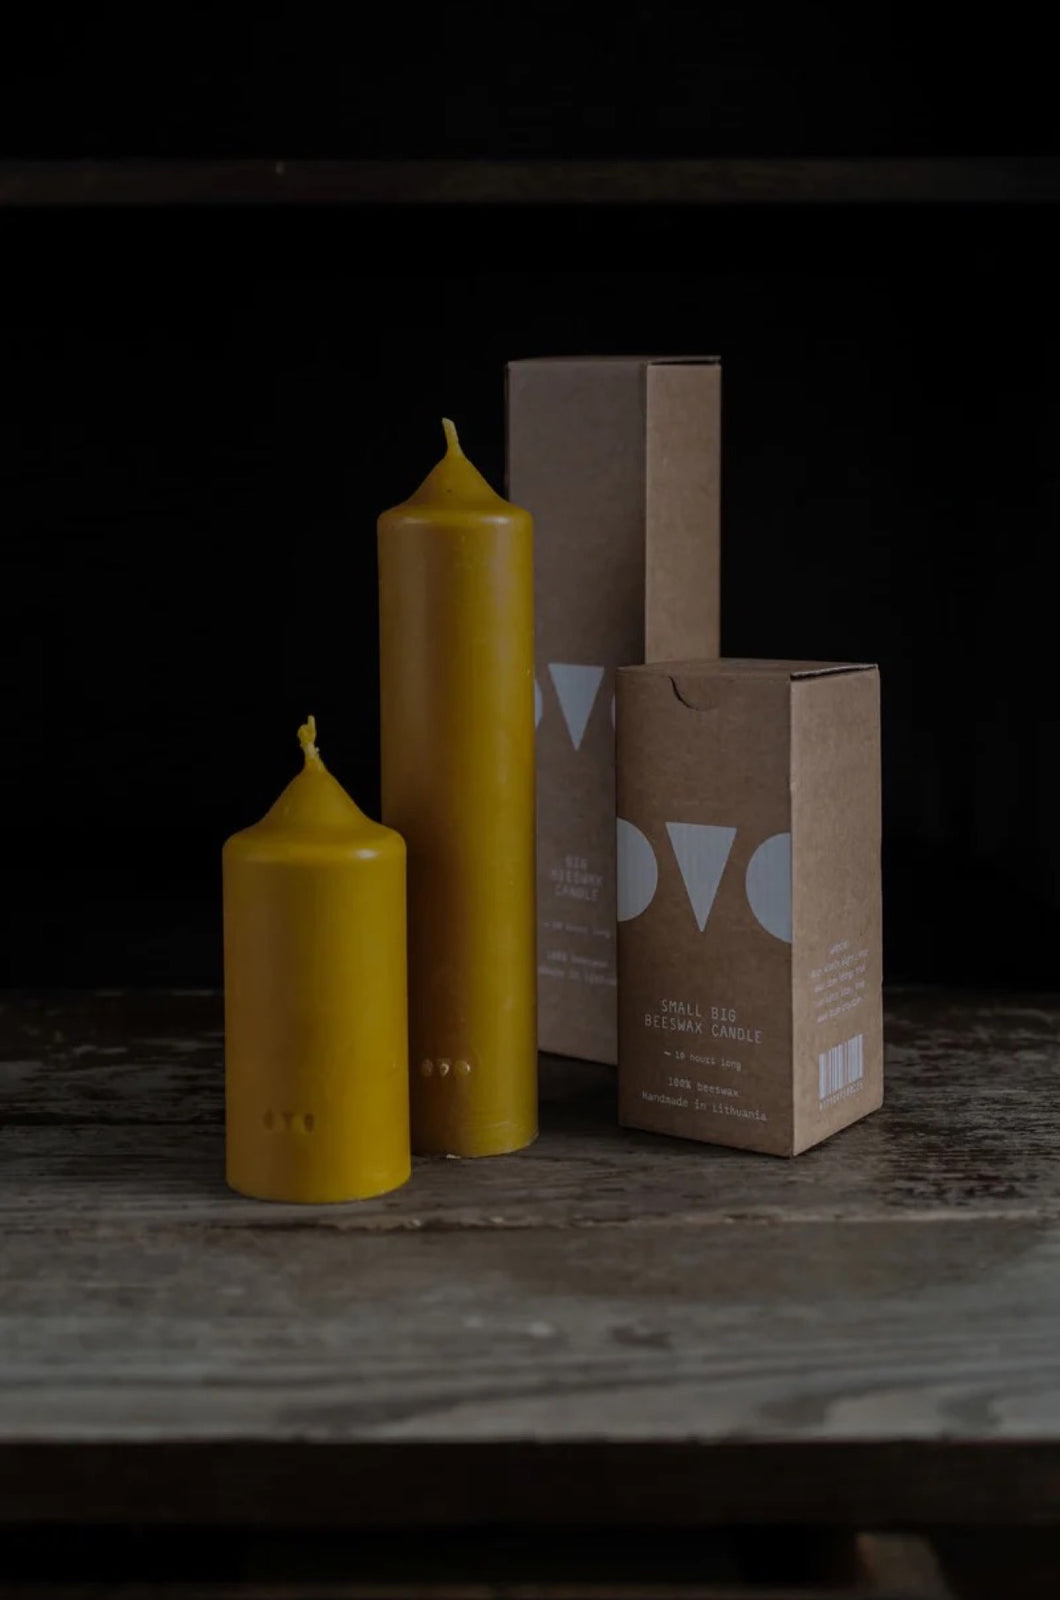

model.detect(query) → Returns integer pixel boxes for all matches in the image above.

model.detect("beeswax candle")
[379,420,537,1157]
[224,717,410,1201]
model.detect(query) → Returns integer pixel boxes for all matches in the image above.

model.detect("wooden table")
[1,990,1059,1595]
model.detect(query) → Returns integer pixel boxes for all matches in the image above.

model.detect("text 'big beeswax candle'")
[379,420,537,1157]
[224,717,410,1201]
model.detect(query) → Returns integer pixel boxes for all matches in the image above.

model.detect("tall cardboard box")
[616,659,883,1156]
[506,357,721,1063]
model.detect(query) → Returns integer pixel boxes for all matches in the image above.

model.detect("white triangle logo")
[548,663,606,751]
[666,822,737,932]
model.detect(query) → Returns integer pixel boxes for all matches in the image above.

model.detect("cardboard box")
[616,659,883,1156]
[506,357,721,1063]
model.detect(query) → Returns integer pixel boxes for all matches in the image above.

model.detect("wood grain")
[1,991,1057,1226]
[1,159,1060,207]
[1,991,1059,1526]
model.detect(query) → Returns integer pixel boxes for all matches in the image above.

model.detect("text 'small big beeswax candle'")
[224,718,410,1201]
[379,420,537,1157]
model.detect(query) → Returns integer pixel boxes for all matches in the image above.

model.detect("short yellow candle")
[379,420,537,1157]
[224,717,410,1201]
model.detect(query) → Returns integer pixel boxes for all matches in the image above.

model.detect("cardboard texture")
[506,357,721,1063]
[616,659,883,1156]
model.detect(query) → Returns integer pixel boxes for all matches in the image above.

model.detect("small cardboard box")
[616,659,883,1156]
[506,357,721,1063]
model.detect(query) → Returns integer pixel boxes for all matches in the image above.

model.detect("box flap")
[507,355,720,369]
[788,663,876,679]
[620,659,876,711]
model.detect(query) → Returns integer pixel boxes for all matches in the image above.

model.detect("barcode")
[819,1033,864,1100]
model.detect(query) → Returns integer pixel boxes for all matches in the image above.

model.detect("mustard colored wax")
[379,420,537,1157]
[224,717,410,1201]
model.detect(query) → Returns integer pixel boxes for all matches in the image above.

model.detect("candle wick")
[297,714,320,765]
[441,417,463,456]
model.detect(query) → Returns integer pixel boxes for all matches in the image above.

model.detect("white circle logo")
[745,832,792,942]
[616,818,658,922]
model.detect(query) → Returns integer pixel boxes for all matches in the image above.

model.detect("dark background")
[2,14,1058,991]
[2,8,1059,159]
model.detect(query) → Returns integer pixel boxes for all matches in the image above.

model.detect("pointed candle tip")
[441,417,462,456]
[297,714,320,765]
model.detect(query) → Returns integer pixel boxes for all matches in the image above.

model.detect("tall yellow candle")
[224,717,410,1201]
[379,420,537,1157]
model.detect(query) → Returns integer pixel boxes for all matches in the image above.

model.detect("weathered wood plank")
[1,159,1060,208]
[3,1212,1060,1442]
[0,992,1057,1229]
[2,992,1060,1527]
